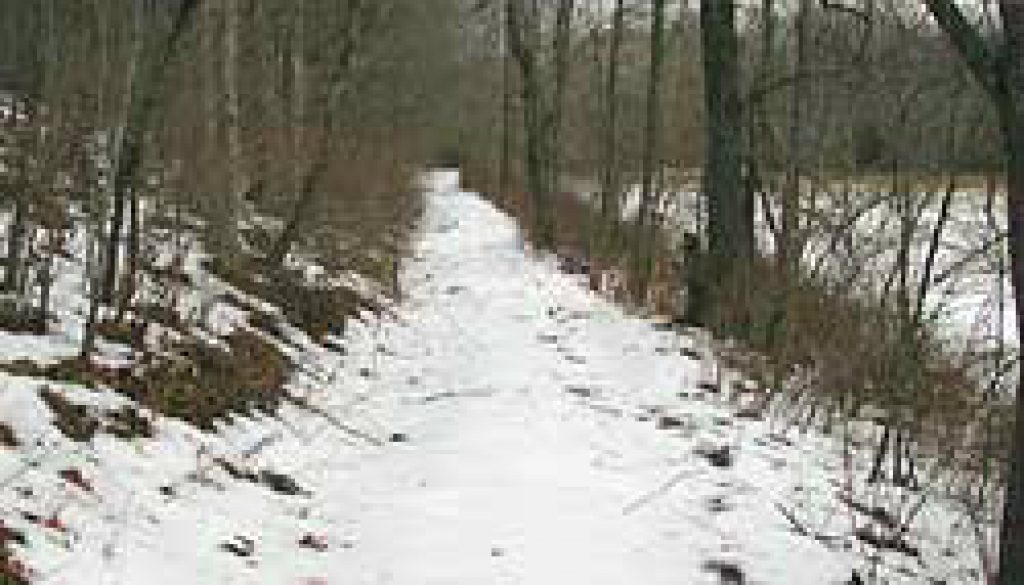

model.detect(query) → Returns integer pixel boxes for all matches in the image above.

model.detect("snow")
[0,172,987,583]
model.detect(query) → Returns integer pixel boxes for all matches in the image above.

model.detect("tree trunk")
[999,54,1024,585]
[548,0,574,201]
[1002,116,1024,581]
[599,0,625,225]
[781,0,808,281]
[105,1,145,306]
[916,103,960,325]
[117,181,140,319]
[116,2,150,319]
[4,194,26,293]
[500,12,512,200]
[700,0,748,316]
[758,0,774,172]
[506,0,553,248]
[37,233,53,334]
[991,2,1024,581]
[102,186,126,305]
[220,0,245,257]
[201,0,225,254]
[81,258,100,360]
[635,0,667,292]
[290,3,305,227]
[749,0,780,253]
[269,157,327,265]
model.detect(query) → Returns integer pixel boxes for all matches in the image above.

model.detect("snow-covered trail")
[7,172,979,584]
[298,173,849,585]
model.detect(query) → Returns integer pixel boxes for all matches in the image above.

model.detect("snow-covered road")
[2,171,981,584]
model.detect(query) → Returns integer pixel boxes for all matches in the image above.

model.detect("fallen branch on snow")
[623,468,701,515]
[287,396,385,447]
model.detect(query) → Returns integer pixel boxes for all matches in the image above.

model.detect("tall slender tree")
[700,0,749,322]
[102,0,202,304]
[599,0,626,228]
[921,1,1024,580]
[635,0,667,292]
[548,0,575,199]
[506,0,554,247]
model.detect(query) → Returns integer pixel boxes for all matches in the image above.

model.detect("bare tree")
[700,0,750,323]
[920,1,1023,580]
[101,0,202,305]
[506,0,555,247]
[635,0,668,292]
[599,0,626,228]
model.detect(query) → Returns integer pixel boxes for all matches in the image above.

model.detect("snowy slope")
[0,171,985,584]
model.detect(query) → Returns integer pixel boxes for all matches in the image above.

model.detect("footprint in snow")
[565,386,594,398]
[706,496,732,514]
[656,414,687,430]
[695,444,734,468]
[220,535,255,558]
[703,560,746,585]
[680,347,702,360]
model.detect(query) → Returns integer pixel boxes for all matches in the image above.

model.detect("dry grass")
[208,255,384,341]
[39,387,100,442]
[37,386,154,442]
[116,331,290,430]
[489,185,679,312]
[708,258,1013,483]
[6,330,289,431]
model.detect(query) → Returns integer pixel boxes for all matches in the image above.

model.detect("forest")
[0,0,1022,583]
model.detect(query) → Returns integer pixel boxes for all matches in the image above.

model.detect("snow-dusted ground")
[0,171,986,583]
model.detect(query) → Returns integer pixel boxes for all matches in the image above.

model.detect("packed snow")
[0,171,989,583]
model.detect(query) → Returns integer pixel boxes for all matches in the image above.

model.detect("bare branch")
[922,0,1005,102]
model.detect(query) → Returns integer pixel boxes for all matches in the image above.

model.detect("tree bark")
[1000,102,1024,585]
[923,0,1024,580]
[600,0,625,225]
[781,0,808,281]
[700,0,748,307]
[636,0,667,291]
[4,193,26,293]
[117,178,140,319]
[37,233,53,334]
[220,0,245,257]
[751,0,778,248]
[506,0,553,248]
[500,8,512,200]
[998,2,1024,575]
[548,0,574,201]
